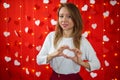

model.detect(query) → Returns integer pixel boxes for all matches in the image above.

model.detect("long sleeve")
[36,32,52,65]
[81,37,101,71]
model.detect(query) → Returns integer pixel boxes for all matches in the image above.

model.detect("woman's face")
[58,7,74,31]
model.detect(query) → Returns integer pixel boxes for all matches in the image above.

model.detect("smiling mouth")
[62,24,68,28]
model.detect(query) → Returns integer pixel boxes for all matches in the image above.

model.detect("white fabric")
[36,31,100,74]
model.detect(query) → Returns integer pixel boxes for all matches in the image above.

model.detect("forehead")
[59,7,70,15]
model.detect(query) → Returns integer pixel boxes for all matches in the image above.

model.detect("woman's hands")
[64,48,83,65]
[47,45,69,63]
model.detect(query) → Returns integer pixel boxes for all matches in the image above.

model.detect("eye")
[59,15,63,18]
[68,15,72,18]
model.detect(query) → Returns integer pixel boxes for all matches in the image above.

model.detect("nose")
[62,16,67,22]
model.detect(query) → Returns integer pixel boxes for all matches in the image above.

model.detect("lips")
[61,24,68,28]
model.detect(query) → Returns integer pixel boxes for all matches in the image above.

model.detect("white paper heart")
[25,68,29,75]
[103,11,109,17]
[4,56,11,62]
[43,0,49,4]
[35,20,40,26]
[51,19,57,25]
[36,45,41,51]
[81,4,88,11]
[91,23,97,29]
[25,27,29,33]
[3,2,10,9]
[82,31,88,38]
[35,71,41,77]
[104,60,109,67]
[90,72,97,78]
[60,0,67,3]
[90,0,95,4]
[14,60,20,66]
[110,19,114,25]
[110,0,117,6]
[63,49,75,57]
[103,35,109,42]
[14,30,18,37]
[3,31,10,37]
[15,52,19,57]
[26,56,29,62]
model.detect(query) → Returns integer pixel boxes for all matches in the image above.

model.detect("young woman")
[36,3,100,80]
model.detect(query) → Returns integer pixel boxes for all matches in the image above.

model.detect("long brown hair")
[54,3,83,49]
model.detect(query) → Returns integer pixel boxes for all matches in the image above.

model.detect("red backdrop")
[0,0,120,80]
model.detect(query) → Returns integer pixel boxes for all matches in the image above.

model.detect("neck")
[63,29,73,38]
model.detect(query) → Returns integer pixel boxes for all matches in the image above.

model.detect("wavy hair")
[54,3,83,49]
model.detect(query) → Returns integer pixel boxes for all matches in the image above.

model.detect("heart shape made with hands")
[63,49,75,57]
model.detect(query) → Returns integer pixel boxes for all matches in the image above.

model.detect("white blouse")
[36,31,100,74]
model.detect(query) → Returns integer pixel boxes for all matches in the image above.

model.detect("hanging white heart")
[51,19,57,25]
[91,23,97,29]
[4,56,11,62]
[43,0,49,4]
[36,45,41,51]
[3,2,10,9]
[25,68,30,75]
[3,31,10,37]
[14,60,20,66]
[82,31,88,38]
[110,19,114,25]
[110,0,117,6]
[104,60,109,67]
[35,20,40,26]
[25,56,29,62]
[15,52,19,57]
[90,72,98,78]
[81,4,88,11]
[35,71,41,77]
[103,35,109,42]
[103,11,109,17]
[60,0,67,3]
[25,27,29,33]
[90,0,95,4]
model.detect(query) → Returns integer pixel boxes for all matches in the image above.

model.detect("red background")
[0,0,120,80]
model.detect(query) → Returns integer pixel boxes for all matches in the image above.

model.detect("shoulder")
[80,36,90,46]
[46,31,55,39]
[47,31,55,37]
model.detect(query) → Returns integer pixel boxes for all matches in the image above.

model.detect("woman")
[36,3,100,80]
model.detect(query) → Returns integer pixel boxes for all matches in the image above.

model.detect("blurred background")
[0,0,120,80]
